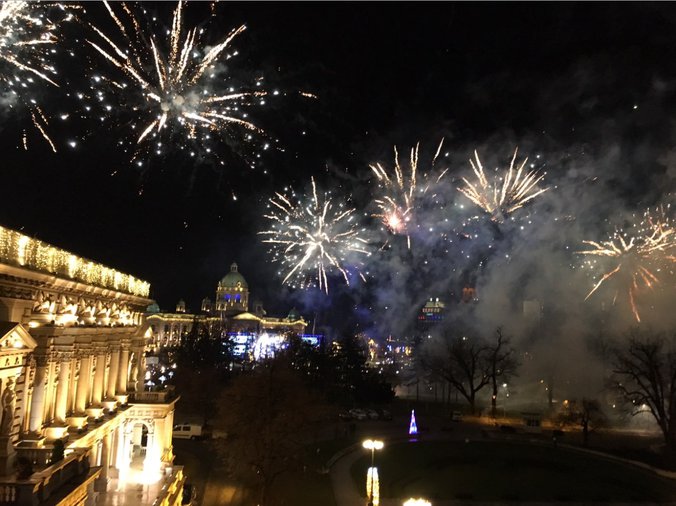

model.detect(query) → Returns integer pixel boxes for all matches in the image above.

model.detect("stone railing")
[0,447,92,505]
[14,447,52,468]
[128,389,177,404]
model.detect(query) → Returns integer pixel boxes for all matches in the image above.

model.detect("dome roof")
[287,307,301,321]
[219,262,248,289]
[146,302,160,313]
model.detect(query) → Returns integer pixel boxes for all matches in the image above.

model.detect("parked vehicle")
[366,409,379,420]
[173,423,211,440]
[182,482,197,505]
[451,411,463,422]
[338,411,352,421]
[349,408,368,421]
[376,408,393,421]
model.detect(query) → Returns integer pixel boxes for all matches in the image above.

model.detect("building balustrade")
[13,447,52,468]
[0,448,95,505]
[128,389,176,404]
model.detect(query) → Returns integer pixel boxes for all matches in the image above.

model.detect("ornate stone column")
[54,355,72,424]
[75,353,91,414]
[117,347,129,394]
[28,354,49,434]
[92,349,106,405]
[67,356,77,414]
[106,347,120,400]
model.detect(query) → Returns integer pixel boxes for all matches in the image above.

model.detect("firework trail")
[86,0,268,163]
[0,1,75,151]
[259,177,370,294]
[370,140,448,249]
[458,148,548,223]
[578,205,675,322]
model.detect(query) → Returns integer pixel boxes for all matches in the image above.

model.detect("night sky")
[1,2,675,335]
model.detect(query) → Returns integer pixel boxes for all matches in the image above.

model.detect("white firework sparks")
[578,205,675,322]
[458,148,548,222]
[260,177,370,294]
[370,140,448,248]
[86,0,267,163]
[0,1,75,151]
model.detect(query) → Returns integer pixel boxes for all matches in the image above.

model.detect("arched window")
[235,294,241,303]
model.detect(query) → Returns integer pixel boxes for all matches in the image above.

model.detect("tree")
[420,332,490,414]
[487,328,519,418]
[216,354,335,505]
[557,398,607,447]
[610,328,676,457]
[172,319,232,425]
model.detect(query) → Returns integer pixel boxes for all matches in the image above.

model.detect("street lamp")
[362,439,384,506]
[403,499,432,506]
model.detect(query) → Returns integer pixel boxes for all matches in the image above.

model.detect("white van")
[172,423,210,440]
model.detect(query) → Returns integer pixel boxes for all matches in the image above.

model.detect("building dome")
[219,262,248,289]
[287,307,301,321]
[146,302,160,313]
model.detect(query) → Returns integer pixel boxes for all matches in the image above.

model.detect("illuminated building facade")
[146,263,308,358]
[417,297,445,332]
[0,224,184,506]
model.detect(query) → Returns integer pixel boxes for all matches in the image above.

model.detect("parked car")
[182,482,197,505]
[376,408,393,421]
[173,423,211,440]
[366,409,379,420]
[451,411,463,422]
[349,408,368,421]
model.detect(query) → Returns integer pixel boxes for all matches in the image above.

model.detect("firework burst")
[370,140,448,248]
[0,1,75,151]
[260,178,370,294]
[86,0,268,164]
[578,205,675,322]
[458,148,548,223]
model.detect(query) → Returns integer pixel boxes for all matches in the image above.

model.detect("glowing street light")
[362,439,384,506]
[403,499,431,506]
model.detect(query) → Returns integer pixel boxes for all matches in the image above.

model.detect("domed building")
[146,262,308,353]
[216,263,249,314]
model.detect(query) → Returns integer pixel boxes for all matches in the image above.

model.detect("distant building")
[146,263,308,358]
[417,297,445,332]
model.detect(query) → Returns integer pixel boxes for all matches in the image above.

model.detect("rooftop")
[0,225,150,297]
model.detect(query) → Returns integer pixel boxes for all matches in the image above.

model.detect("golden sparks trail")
[88,0,267,162]
[370,140,447,248]
[0,1,75,151]
[260,178,370,294]
[578,205,675,322]
[458,148,548,222]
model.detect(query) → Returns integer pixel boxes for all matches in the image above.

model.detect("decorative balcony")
[0,448,99,505]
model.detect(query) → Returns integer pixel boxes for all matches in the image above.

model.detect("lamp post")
[362,439,384,506]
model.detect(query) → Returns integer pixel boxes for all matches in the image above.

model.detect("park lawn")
[351,439,676,502]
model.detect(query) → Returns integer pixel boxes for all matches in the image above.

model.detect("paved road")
[173,438,245,505]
